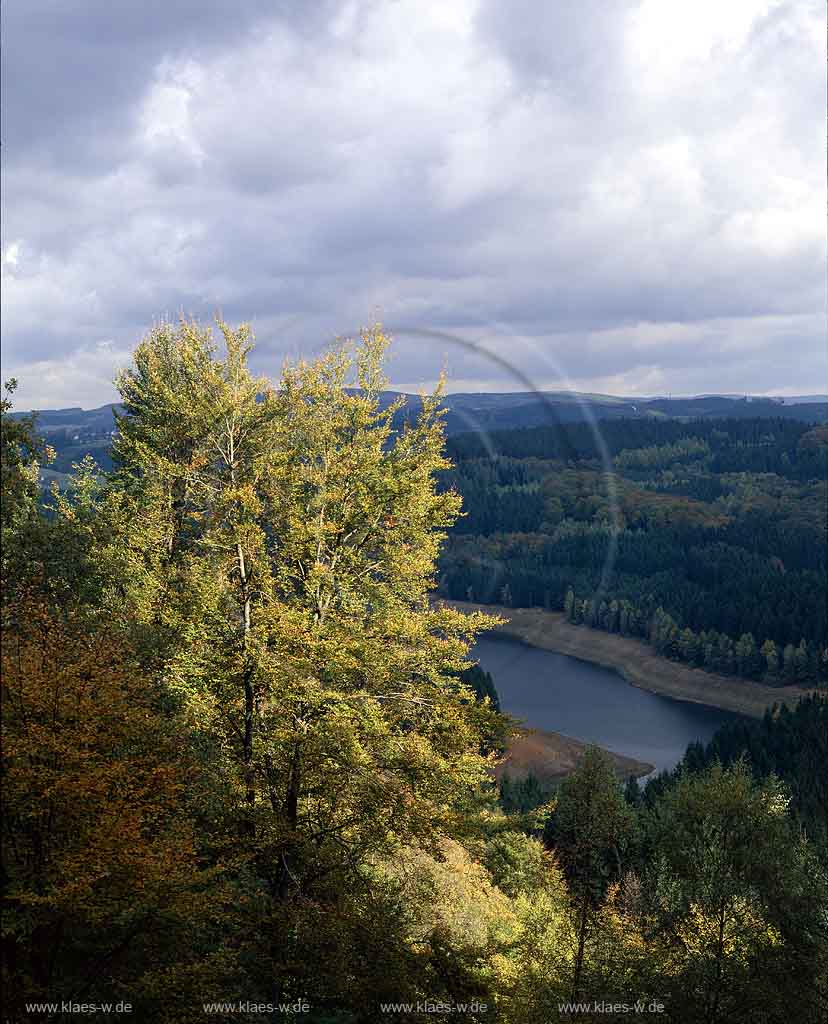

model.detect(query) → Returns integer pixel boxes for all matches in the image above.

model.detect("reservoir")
[473,634,744,776]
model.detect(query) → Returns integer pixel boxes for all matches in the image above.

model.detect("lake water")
[472,634,744,776]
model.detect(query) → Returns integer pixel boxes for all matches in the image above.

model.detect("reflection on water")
[472,634,744,776]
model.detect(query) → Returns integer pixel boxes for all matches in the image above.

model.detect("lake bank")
[449,601,812,719]
[473,633,742,777]
[497,726,653,785]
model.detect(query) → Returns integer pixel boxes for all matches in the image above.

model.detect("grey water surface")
[472,634,744,776]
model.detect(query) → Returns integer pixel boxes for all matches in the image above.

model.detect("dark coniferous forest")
[438,417,828,685]
[642,694,828,856]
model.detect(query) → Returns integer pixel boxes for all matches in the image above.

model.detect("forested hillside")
[439,417,828,686]
[15,391,828,484]
[642,694,828,858]
[2,323,826,1023]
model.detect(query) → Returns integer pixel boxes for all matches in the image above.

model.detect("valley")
[457,600,815,718]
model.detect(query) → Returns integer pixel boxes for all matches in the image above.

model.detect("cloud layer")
[2,0,824,407]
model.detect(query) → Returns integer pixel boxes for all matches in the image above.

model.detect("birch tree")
[111,318,501,909]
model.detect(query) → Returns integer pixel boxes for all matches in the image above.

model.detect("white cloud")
[628,0,779,87]
[7,342,130,410]
[1,0,824,407]
[1,242,21,269]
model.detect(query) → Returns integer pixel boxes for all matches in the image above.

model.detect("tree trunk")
[706,902,727,1024]
[237,541,256,836]
[571,892,589,1002]
[277,743,302,901]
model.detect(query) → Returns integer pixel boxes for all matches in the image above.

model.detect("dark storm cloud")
[1,2,335,169]
[1,0,824,408]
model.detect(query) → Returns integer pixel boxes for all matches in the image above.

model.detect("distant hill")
[14,404,123,434]
[13,393,828,476]
[435,392,828,432]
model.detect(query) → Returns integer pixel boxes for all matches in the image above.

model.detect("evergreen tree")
[543,748,637,1001]
[624,775,643,808]
[761,638,780,680]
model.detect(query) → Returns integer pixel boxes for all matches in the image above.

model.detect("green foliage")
[458,662,501,711]
[614,436,711,470]
[498,770,553,815]
[545,748,637,905]
[647,695,828,859]
[1,379,43,536]
[3,332,827,1021]
[640,762,828,1023]
[543,748,638,1001]
[1,380,51,591]
[482,832,551,898]
[94,319,506,1013]
[623,774,642,808]
[439,415,827,685]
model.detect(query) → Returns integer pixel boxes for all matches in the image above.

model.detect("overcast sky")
[2,0,824,409]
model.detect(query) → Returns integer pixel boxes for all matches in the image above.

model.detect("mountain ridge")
[14,391,828,429]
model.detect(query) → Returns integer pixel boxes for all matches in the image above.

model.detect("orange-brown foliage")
[1,600,210,1012]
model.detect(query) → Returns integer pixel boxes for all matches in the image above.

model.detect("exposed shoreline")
[496,726,654,785]
[448,600,813,719]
